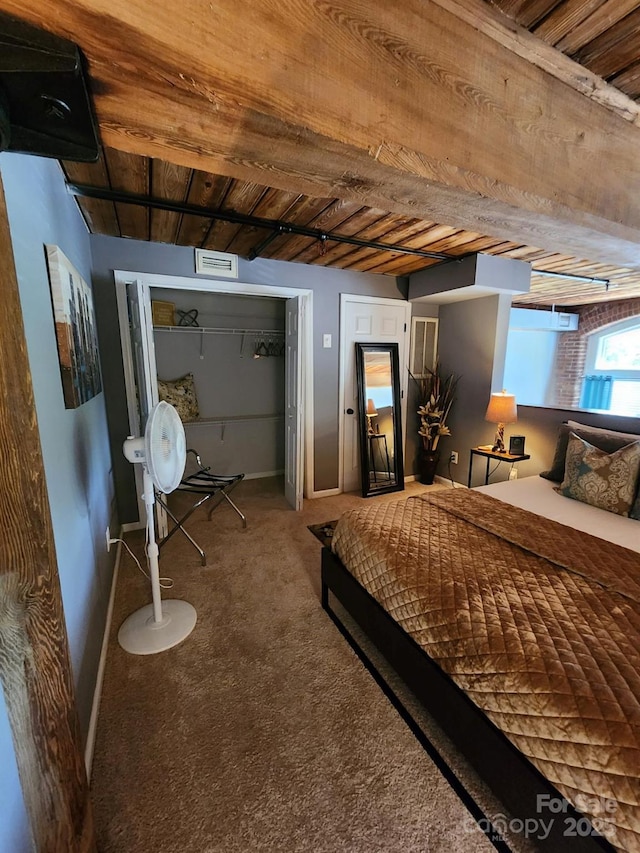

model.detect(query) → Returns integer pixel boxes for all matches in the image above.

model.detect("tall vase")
[418,449,439,485]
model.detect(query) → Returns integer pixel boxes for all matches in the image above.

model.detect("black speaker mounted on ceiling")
[0,12,99,162]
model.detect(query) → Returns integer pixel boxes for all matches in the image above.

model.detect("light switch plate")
[323,334,332,348]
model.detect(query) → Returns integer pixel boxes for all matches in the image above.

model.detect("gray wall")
[0,154,117,852]
[409,253,531,301]
[435,295,507,484]
[505,405,640,482]
[90,235,407,519]
[504,328,558,406]
[409,255,479,298]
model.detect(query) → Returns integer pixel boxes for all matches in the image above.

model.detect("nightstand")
[467,447,531,488]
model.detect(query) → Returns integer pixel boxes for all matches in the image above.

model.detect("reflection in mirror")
[356,343,404,497]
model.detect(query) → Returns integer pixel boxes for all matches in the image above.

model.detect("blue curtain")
[580,375,613,409]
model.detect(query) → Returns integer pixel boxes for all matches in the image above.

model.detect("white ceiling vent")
[195,249,239,279]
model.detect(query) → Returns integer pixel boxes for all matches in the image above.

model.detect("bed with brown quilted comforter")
[331,489,640,852]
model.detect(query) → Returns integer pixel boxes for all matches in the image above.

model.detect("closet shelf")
[154,325,284,336]
[184,413,284,426]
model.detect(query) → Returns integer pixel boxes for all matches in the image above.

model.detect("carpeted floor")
[90,478,533,853]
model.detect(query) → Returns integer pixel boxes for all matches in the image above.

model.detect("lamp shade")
[485,390,517,424]
[366,398,378,416]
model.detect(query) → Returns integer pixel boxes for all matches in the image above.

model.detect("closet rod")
[153,325,284,336]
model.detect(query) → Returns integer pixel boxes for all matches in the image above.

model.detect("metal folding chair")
[157,449,246,565]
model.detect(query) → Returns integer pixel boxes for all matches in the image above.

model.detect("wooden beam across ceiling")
[3,0,640,272]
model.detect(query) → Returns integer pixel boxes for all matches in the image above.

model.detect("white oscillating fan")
[120,400,197,655]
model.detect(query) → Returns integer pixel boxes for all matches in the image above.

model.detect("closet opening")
[151,287,287,490]
[116,270,313,528]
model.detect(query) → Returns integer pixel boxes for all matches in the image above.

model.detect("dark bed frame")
[321,546,616,852]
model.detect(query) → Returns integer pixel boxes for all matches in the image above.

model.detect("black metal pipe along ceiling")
[67,183,615,288]
[532,268,610,287]
[65,183,457,262]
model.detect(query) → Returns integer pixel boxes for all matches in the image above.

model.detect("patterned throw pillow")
[540,421,640,482]
[557,432,640,517]
[157,373,199,422]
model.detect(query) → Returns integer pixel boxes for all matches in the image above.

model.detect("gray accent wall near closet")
[90,234,410,521]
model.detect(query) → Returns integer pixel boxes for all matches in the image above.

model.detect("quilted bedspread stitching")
[331,491,640,851]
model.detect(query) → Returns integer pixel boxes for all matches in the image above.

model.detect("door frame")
[114,270,314,506]
[338,293,411,493]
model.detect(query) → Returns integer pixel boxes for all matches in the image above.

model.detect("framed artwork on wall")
[45,244,102,408]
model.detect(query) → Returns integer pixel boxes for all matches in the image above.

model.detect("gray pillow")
[540,421,640,483]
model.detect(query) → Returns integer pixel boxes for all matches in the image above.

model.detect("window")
[582,319,640,416]
[410,316,439,378]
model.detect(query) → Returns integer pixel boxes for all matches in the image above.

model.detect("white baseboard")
[244,469,284,480]
[434,474,467,489]
[85,534,122,778]
[406,473,463,487]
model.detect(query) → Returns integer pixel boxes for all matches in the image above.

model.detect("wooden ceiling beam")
[437,0,640,124]
[4,0,640,268]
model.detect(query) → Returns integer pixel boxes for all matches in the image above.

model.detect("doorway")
[339,294,411,493]
[115,271,312,517]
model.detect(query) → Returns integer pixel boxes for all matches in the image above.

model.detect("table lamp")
[366,398,378,434]
[485,390,517,453]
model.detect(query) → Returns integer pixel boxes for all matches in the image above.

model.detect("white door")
[285,296,303,510]
[126,280,168,537]
[127,280,158,426]
[341,296,411,493]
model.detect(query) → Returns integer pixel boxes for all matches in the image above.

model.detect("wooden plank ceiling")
[62,147,640,308]
[55,0,640,308]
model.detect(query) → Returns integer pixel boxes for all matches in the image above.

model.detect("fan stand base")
[118,600,197,655]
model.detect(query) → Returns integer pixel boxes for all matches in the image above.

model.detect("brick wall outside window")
[550,298,640,408]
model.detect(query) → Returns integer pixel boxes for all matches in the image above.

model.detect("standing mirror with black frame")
[355,343,404,498]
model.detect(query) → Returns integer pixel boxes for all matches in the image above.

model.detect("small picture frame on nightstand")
[509,435,525,455]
